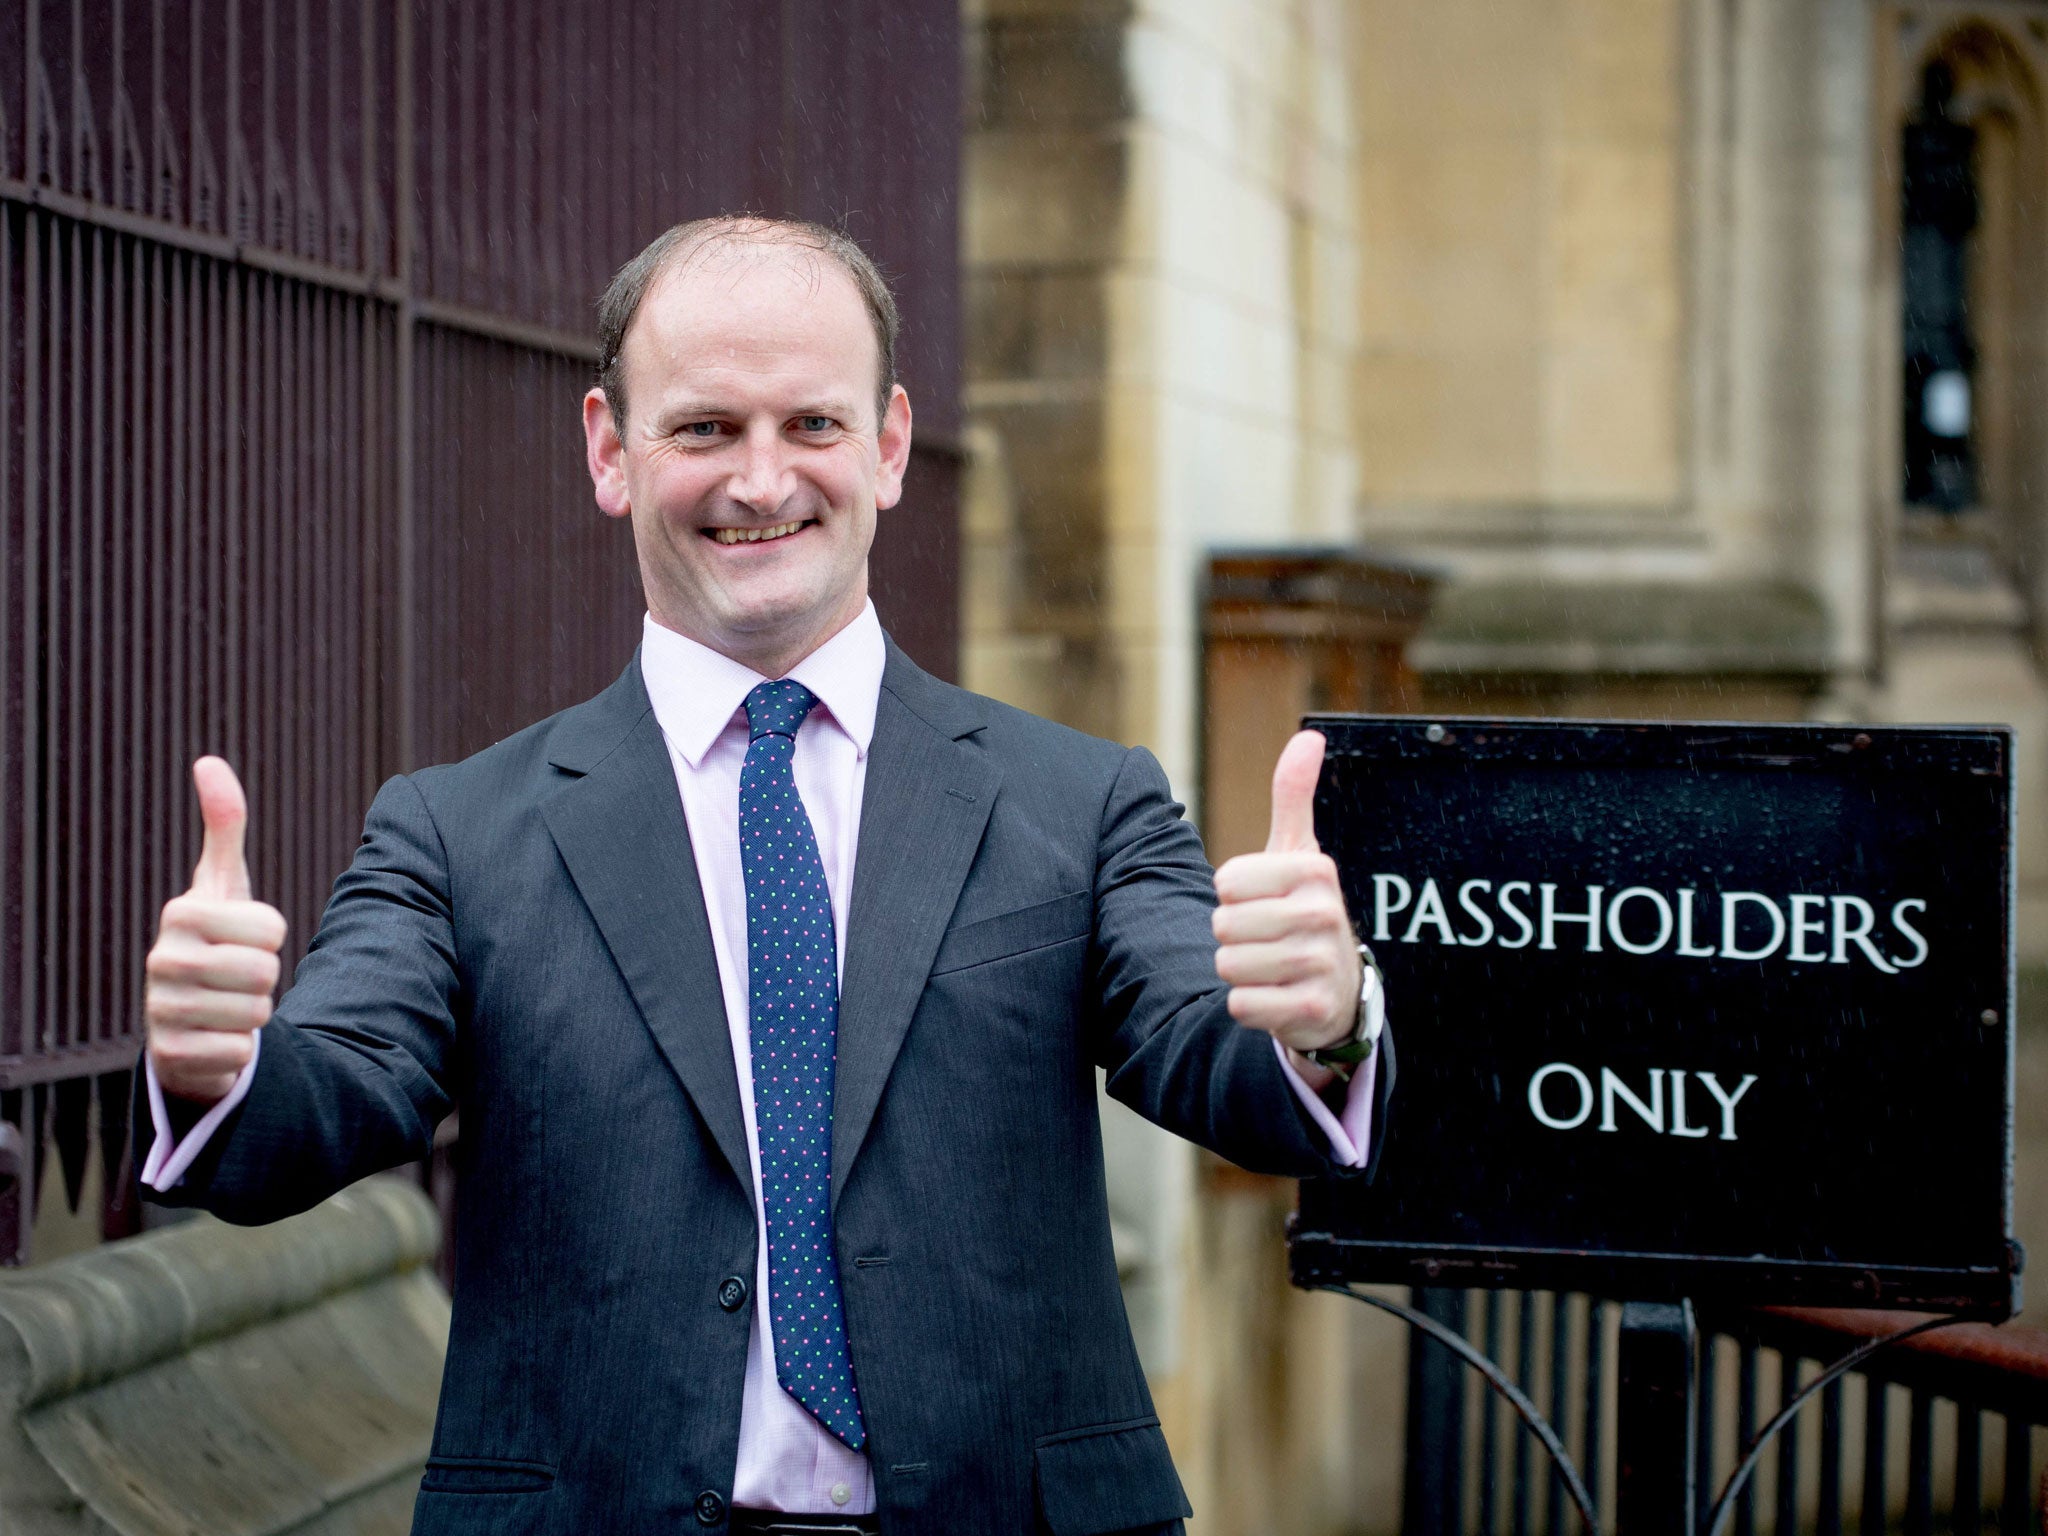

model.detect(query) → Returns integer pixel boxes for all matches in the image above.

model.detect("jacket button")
[717,1275,749,1312]
[695,1488,727,1525]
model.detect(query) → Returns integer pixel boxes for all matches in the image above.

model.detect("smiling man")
[137,216,1392,1536]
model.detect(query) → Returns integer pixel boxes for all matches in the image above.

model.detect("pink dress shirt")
[143,598,1377,1513]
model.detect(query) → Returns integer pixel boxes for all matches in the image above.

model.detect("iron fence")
[1402,1289,2048,1536]
[0,0,963,1266]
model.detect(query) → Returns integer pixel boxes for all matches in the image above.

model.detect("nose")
[726,423,787,513]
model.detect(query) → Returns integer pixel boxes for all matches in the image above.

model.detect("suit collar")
[544,653,658,776]
[878,635,989,742]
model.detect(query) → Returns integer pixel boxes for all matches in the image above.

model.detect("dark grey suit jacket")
[141,639,1391,1536]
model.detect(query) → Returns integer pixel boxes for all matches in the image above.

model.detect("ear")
[584,388,631,520]
[873,385,913,511]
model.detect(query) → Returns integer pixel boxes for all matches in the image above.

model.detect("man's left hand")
[1211,731,1363,1069]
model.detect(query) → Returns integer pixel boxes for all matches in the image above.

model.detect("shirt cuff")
[1275,1034,1377,1169]
[140,1032,261,1191]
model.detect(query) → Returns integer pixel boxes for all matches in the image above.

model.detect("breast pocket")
[929,890,1091,976]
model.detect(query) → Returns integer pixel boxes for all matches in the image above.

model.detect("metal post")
[1402,1286,1468,1536]
[1618,1299,1697,1536]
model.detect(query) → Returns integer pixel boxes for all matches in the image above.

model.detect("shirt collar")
[639,600,885,769]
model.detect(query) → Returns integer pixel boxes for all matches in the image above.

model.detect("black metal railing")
[1400,1289,2047,1536]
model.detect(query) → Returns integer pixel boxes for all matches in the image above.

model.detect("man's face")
[583,244,912,676]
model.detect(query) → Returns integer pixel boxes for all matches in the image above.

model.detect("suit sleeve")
[136,773,462,1224]
[1083,744,1389,1180]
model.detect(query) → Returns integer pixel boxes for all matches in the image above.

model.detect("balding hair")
[595,215,901,434]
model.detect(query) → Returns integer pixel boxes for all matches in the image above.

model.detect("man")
[139,216,1391,1535]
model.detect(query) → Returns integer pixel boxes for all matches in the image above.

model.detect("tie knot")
[743,679,820,742]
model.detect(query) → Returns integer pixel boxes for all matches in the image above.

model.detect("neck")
[651,592,867,679]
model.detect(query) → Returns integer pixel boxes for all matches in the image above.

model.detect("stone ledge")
[0,1177,446,1536]
[1411,579,1831,679]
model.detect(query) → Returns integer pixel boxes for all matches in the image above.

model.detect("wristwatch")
[1304,943,1385,1083]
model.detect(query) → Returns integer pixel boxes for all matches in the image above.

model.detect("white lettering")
[1528,1063,1595,1130]
[1830,896,1898,974]
[1721,892,1786,961]
[1676,889,1717,957]
[1890,898,1929,969]
[1496,881,1535,949]
[1542,883,1605,953]
[1788,894,1828,962]
[1695,1071,1758,1141]
[1402,878,1459,945]
[1607,887,1674,955]
[1668,1071,1711,1137]
[1365,874,1920,973]
[1600,1067,1665,1133]
[1456,879,1497,947]
[1372,874,1413,943]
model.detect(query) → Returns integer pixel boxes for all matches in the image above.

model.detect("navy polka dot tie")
[739,680,867,1451]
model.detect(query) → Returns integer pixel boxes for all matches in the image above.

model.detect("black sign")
[1290,717,2019,1316]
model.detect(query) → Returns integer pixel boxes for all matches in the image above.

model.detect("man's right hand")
[144,757,287,1103]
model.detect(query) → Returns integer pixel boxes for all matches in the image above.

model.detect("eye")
[677,420,723,439]
[794,415,836,434]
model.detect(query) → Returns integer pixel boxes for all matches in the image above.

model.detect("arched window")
[1897,23,2046,565]
[1901,59,1979,513]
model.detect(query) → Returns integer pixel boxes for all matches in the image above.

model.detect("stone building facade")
[965,1,2048,1530]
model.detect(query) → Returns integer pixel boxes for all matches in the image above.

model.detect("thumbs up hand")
[1212,731,1364,1062]
[144,758,288,1102]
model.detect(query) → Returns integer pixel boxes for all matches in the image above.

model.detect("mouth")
[707,519,813,546]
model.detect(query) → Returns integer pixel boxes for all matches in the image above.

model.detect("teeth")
[712,521,805,545]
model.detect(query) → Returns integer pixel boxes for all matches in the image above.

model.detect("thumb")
[1265,730,1326,854]
[190,756,251,900]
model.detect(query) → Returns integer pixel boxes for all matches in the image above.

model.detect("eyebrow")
[655,398,862,423]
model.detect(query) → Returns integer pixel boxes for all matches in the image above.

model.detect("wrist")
[1288,1046,1340,1091]
[1302,943,1383,1082]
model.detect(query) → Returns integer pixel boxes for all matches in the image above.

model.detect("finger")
[1213,850,1337,904]
[1225,981,1339,1041]
[1265,730,1326,854]
[161,1070,245,1105]
[146,940,282,994]
[1215,938,1334,988]
[150,1029,256,1097]
[160,895,288,950]
[191,757,252,901]
[1211,893,1347,946]
[145,981,273,1033]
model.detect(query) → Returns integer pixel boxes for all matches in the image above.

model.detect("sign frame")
[1287,714,2021,1319]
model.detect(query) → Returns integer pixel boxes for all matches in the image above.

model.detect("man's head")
[584,216,914,677]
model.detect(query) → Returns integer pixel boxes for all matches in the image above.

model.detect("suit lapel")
[539,659,753,1201]
[831,646,999,1205]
